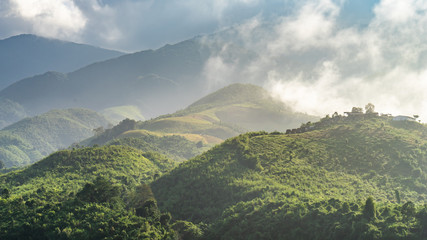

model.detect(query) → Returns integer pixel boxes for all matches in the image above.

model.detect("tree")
[365,103,375,114]
[136,200,160,219]
[172,221,203,240]
[116,118,137,133]
[351,107,363,113]
[1,188,10,199]
[77,176,119,203]
[363,197,376,220]
[160,212,172,226]
[332,112,339,118]
[93,126,104,136]
[401,201,415,220]
[416,207,427,238]
[395,190,401,204]
[128,184,155,209]
[0,159,4,169]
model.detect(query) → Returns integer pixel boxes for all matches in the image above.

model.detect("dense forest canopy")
[1,111,427,239]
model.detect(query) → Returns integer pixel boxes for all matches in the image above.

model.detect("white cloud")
[374,0,416,23]
[199,0,427,121]
[8,0,86,39]
[267,0,339,54]
[265,0,427,120]
[1,0,426,120]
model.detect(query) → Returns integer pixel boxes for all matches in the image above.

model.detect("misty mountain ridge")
[0,33,260,126]
[1,2,427,238]
[0,108,110,168]
[144,83,318,136]
[0,34,124,90]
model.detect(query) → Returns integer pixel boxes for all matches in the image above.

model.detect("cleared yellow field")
[118,129,223,145]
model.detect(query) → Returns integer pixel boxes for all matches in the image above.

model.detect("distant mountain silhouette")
[0,34,123,90]
[0,39,213,118]
[0,34,258,125]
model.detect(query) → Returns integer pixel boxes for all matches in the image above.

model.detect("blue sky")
[1,0,426,120]
[0,0,379,52]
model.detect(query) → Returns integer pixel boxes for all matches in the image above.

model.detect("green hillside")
[82,84,316,162]
[100,105,145,124]
[82,119,208,162]
[108,135,206,162]
[0,99,27,129]
[152,115,427,239]
[143,83,318,137]
[187,82,284,110]
[0,108,110,168]
[0,145,177,239]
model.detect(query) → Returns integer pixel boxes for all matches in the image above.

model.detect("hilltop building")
[392,115,416,121]
[344,112,364,117]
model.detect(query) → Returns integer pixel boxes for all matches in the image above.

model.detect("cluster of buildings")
[284,110,419,135]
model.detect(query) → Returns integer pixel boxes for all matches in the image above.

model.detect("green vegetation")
[0,145,177,239]
[3,102,427,239]
[82,84,317,163]
[0,98,27,129]
[108,136,205,162]
[142,83,318,136]
[100,105,145,124]
[0,108,109,168]
[83,119,211,162]
[152,115,427,239]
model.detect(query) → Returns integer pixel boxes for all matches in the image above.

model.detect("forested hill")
[137,83,317,138]
[82,83,318,162]
[2,111,427,239]
[0,34,123,90]
[152,115,427,239]
[0,146,177,239]
[0,108,110,168]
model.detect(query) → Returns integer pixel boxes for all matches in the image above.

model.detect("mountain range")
[83,83,317,161]
[0,83,315,169]
[2,32,427,239]
[2,112,427,239]
[0,34,123,90]
[0,34,258,127]
[0,108,109,168]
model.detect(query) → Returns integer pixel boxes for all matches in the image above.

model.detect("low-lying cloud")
[200,0,427,121]
[1,0,425,121]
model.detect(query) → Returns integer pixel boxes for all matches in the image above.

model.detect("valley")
[1,2,426,237]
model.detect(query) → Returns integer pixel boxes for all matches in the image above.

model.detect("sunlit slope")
[151,116,427,239]
[0,145,177,239]
[100,105,145,124]
[139,83,318,139]
[119,129,222,145]
[82,83,317,162]
[0,108,110,167]
[82,119,209,162]
[108,130,215,162]
[0,145,175,197]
